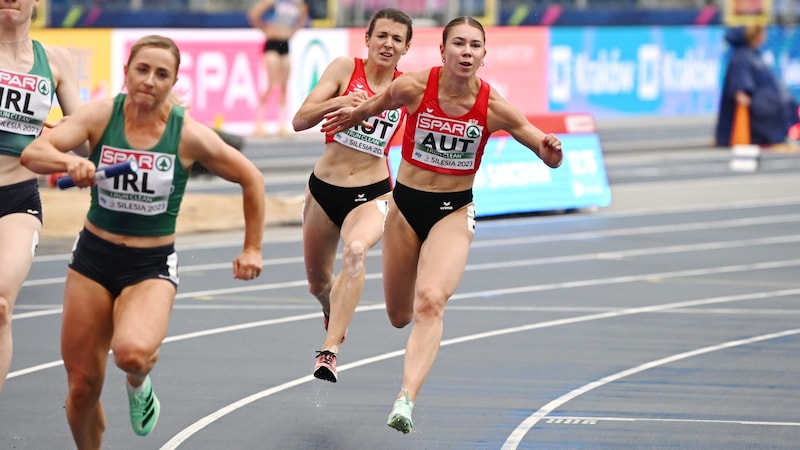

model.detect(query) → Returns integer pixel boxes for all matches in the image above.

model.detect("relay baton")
[57,161,139,189]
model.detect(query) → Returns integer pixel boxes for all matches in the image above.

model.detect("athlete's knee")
[112,342,156,375]
[385,286,415,327]
[0,295,11,327]
[387,308,412,329]
[66,372,104,409]
[341,240,367,276]
[307,278,332,301]
[413,287,447,324]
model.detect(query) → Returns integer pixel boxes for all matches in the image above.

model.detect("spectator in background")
[248,0,309,136]
[0,0,83,397]
[715,25,800,147]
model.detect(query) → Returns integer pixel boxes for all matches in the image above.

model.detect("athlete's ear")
[402,42,410,55]
[173,77,178,87]
[123,65,128,77]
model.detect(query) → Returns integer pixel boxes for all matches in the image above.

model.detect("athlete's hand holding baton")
[57,161,139,189]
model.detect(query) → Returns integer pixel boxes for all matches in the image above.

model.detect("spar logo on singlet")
[417,114,482,152]
[0,71,49,111]
[412,113,483,170]
[99,148,157,193]
[97,147,176,215]
[0,71,38,91]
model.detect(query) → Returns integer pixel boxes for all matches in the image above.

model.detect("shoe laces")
[315,350,336,365]
[132,391,146,407]
[130,387,153,416]
[399,388,412,408]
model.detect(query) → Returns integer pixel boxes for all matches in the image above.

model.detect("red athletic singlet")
[400,66,491,175]
[325,58,405,158]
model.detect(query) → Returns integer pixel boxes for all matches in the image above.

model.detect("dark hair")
[442,16,485,44]
[366,8,413,44]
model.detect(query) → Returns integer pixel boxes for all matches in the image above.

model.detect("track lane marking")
[501,329,800,449]
[158,289,800,449]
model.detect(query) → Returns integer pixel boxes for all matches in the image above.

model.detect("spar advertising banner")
[111,29,348,134]
[80,25,800,132]
[30,29,112,121]
[112,30,262,134]
[548,26,726,117]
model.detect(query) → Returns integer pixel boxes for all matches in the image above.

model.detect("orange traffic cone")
[730,103,750,145]
[728,103,760,172]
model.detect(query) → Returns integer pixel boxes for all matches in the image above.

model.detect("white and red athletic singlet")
[401,66,491,175]
[326,58,405,157]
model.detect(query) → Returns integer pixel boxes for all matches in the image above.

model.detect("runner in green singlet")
[20,35,266,448]
[0,0,82,397]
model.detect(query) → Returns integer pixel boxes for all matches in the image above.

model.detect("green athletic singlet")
[87,94,189,236]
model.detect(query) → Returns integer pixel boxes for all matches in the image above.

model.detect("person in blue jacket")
[715,25,799,147]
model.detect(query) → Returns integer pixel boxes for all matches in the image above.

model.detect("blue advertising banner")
[762,26,800,101]
[548,26,726,118]
[386,132,611,218]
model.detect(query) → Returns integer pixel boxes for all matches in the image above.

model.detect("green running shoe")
[387,388,414,434]
[126,375,160,436]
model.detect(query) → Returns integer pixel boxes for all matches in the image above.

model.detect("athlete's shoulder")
[39,43,75,73]
[75,97,115,118]
[179,113,218,146]
[38,42,70,61]
[394,70,429,93]
[486,83,511,108]
[402,68,433,84]
[329,56,357,73]
[317,56,357,85]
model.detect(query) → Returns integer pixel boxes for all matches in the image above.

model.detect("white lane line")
[22,255,305,287]
[20,254,800,321]
[468,235,800,271]
[10,259,800,378]
[472,213,800,248]
[28,209,800,265]
[501,328,800,450]
[20,231,800,291]
[543,415,800,427]
[12,277,313,321]
[157,289,800,449]
[479,196,800,224]
[14,304,800,316]
[10,308,62,319]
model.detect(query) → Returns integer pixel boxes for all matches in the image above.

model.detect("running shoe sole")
[313,365,338,383]
[313,350,338,383]
[387,413,413,434]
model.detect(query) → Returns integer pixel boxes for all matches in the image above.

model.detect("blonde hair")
[126,35,185,106]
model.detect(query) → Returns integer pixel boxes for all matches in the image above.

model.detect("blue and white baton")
[56,160,139,189]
